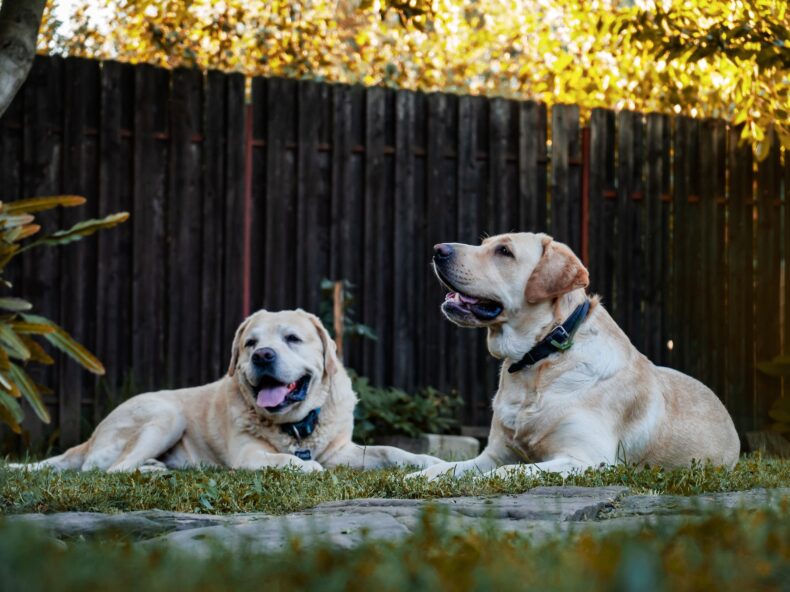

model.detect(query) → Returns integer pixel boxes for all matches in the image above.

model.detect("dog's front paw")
[295,459,324,473]
[405,461,460,482]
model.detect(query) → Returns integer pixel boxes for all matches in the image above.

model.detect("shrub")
[351,371,463,442]
[0,195,128,432]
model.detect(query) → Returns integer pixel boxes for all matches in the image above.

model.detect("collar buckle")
[548,325,572,350]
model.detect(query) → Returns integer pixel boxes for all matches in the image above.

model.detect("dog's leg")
[486,456,596,479]
[323,443,442,470]
[405,434,520,481]
[106,419,186,473]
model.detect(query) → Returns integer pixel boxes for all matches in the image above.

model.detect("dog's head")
[227,309,338,421]
[432,232,589,356]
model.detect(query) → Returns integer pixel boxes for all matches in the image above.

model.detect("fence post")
[580,126,590,265]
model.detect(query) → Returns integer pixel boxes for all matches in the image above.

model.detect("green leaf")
[757,356,790,377]
[9,362,50,423]
[0,297,32,312]
[0,324,31,360]
[0,390,23,432]
[4,195,86,214]
[20,314,105,375]
[18,212,130,253]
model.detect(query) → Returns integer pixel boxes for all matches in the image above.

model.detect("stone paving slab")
[5,487,789,554]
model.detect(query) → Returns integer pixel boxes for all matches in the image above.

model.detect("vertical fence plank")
[296,81,330,313]
[393,90,417,390]
[754,135,782,426]
[671,117,691,374]
[518,102,548,232]
[588,109,616,311]
[222,73,246,349]
[456,96,484,426]
[726,125,755,436]
[201,71,226,382]
[264,78,298,310]
[426,93,457,393]
[785,149,790,398]
[132,64,169,393]
[615,111,646,346]
[20,56,64,448]
[60,58,100,446]
[488,98,511,233]
[248,77,268,312]
[704,120,728,398]
[96,61,134,417]
[167,68,203,388]
[644,114,671,366]
[551,105,581,252]
[363,87,389,384]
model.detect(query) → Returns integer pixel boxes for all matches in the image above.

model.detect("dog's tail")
[6,440,90,472]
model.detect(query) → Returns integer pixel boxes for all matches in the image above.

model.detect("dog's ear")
[227,316,252,377]
[304,311,339,378]
[524,237,589,303]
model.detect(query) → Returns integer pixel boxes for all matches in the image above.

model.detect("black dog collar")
[508,300,591,374]
[281,407,320,441]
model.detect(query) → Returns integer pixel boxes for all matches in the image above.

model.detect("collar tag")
[294,449,312,461]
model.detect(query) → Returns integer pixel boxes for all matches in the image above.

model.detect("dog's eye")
[244,339,256,349]
[495,245,514,258]
[284,334,302,344]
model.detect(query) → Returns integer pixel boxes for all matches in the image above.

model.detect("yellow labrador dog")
[410,232,739,481]
[11,309,441,473]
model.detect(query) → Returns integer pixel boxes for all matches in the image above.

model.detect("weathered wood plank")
[392,91,417,389]
[488,98,510,233]
[20,56,64,448]
[671,117,692,375]
[702,119,727,398]
[726,125,755,437]
[222,73,246,351]
[200,71,226,382]
[587,109,616,312]
[551,105,581,252]
[363,87,390,384]
[96,60,134,419]
[615,111,645,346]
[518,101,548,232]
[296,81,330,313]
[167,68,203,388]
[132,64,169,393]
[60,57,100,447]
[644,113,671,366]
[754,133,782,426]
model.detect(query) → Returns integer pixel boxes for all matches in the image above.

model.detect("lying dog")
[10,309,441,472]
[410,232,739,481]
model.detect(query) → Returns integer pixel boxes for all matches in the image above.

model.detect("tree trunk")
[0,0,47,118]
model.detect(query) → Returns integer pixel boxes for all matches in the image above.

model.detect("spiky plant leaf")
[4,195,86,214]
[0,391,22,433]
[19,212,130,252]
[20,336,54,365]
[9,363,50,423]
[0,298,32,312]
[0,325,30,360]
[10,321,55,335]
[20,314,105,375]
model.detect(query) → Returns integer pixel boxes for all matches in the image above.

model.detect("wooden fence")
[0,55,787,450]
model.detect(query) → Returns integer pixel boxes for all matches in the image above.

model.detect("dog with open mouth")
[409,232,739,481]
[9,309,442,473]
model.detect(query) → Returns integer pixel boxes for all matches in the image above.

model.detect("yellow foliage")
[39,0,789,153]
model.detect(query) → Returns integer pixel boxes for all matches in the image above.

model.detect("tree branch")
[0,0,47,118]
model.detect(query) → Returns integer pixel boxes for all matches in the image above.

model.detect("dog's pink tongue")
[256,386,289,408]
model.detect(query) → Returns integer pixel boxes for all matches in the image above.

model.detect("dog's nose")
[433,243,454,260]
[252,347,276,366]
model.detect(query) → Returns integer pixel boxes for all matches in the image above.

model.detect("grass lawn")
[1,455,789,515]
